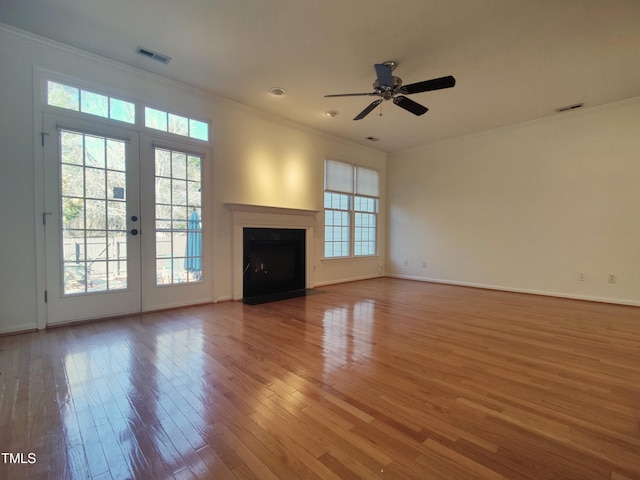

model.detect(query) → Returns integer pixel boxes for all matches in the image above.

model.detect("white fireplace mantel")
[226,203,320,300]
[226,203,320,220]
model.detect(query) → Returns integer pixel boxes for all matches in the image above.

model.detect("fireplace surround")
[226,203,319,301]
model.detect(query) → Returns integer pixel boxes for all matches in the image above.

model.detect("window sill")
[321,254,380,262]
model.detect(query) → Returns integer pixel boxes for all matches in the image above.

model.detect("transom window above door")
[47,81,135,124]
[145,107,209,142]
[45,79,211,143]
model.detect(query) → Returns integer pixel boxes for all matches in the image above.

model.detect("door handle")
[130,228,139,236]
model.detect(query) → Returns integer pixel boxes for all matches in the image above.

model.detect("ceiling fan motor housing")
[374,76,403,99]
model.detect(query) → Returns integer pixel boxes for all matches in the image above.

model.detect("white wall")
[215,103,387,292]
[0,29,40,333]
[387,98,640,305]
[0,26,386,334]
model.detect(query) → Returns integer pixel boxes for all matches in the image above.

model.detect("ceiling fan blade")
[393,96,428,116]
[325,92,375,98]
[374,63,394,88]
[354,99,383,120]
[401,75,456,95]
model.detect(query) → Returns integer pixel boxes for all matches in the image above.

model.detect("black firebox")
[243,228,306,302]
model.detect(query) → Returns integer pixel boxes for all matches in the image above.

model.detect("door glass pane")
[172,152,187,179]
[61,164,84,197]
[85,200,107,229]
[172,180,187,205]
[107,171,126,201]
[154,147,203,285]
[155,149,171,176]
[106,139,126,171]
[155,177,172,204]
[85,135,105,168]
[59,129,128,295]
[187,155,201,183]
[61,131,83,165]
[85,169,106,199]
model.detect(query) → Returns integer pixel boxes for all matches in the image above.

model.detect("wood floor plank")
[193,445,235,480]
[1,278,639,479]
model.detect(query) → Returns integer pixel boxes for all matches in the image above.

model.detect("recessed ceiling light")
[325,110,339,118]
[269,87,286,96]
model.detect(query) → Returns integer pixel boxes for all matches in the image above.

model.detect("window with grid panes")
[324,159,379,258]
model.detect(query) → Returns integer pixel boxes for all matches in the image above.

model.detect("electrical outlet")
[403,259,408,267]
[578,272,587,281]
[608,274,617,284]
[422,261,427,268]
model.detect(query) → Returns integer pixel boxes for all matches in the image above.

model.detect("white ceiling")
[1,0,639,152]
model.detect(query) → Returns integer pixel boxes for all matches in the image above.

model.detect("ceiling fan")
[325,61,456,120]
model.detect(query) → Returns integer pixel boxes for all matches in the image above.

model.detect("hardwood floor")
[1,278,639,479]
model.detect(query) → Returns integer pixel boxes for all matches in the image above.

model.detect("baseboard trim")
[386,274,640,307]
[0,325,38,337]
[314,273,382,288]
[44,300,215,330]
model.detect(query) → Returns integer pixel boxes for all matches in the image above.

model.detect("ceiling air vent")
[136,47,171,64]
[555,103,583,113]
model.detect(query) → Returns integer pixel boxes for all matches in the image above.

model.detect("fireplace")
[243,228,305,301]
[226,203,319,301]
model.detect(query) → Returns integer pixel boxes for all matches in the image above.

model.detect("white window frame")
[323,159,379,259]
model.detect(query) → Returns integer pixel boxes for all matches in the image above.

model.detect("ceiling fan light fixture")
[269,87,286,96]
[325,110,339,118]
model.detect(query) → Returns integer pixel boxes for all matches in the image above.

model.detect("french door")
[43,114,142,324]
